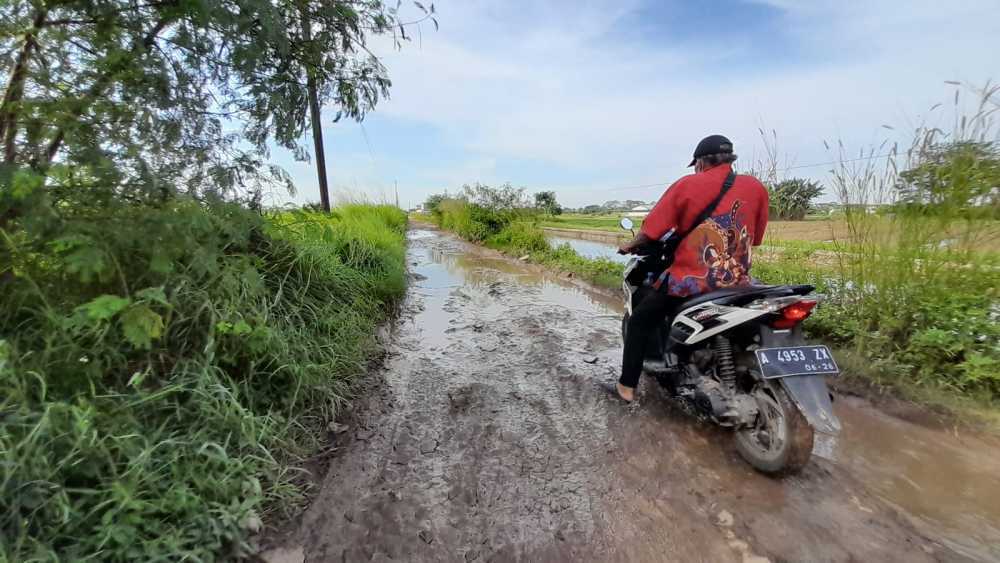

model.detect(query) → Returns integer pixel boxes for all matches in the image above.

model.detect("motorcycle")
[618,217,840,475]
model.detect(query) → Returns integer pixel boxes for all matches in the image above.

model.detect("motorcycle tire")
[733,384,813,476]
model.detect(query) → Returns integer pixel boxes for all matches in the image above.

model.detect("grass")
[752,243,1000,403]
[1,199,407,561]
[539,214,635,232]
[833,349,1000,433]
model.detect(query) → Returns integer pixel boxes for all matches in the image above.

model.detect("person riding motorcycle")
[605,135,770,403]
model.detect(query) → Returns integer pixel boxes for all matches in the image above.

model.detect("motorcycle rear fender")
[759,326,841,436]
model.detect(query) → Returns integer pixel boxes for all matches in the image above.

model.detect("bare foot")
[617,383,635,402]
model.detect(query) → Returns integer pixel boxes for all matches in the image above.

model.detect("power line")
[586,152,896,194]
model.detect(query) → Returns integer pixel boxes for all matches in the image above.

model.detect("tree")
[0,0,435,287]
[424,192,447,215]
[0,0,435,203]
[768,178,824,220]
[462,182,528,211]
[896,141,1000,215]
[533,190,562,215]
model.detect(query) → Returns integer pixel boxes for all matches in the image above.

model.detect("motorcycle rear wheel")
[734,385,813,476]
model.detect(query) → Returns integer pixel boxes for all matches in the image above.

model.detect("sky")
[266,0,1000,209]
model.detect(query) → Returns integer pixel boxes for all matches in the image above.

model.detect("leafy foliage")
[0,0,434,202]
[896,141,1000,216]
[768,178,824,220]
[755,253,1000,399]
[778,84,1000,401]
[461,182,529,211]
[0,0,425,559]
[424,192,448,215]
[0,202,407,560]
[533,190,562,215]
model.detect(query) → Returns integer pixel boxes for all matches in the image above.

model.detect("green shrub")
[539,244,622,288]
[433,199,515,242]
[756,251,1000,399]
[487,222,549,254]
[1,198,407,560]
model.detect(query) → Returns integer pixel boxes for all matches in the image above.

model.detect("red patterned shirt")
[641,163,769,297]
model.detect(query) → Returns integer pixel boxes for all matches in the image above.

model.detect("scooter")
[618,217,840,475]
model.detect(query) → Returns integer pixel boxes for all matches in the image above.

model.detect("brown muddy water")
[263,227,999,563]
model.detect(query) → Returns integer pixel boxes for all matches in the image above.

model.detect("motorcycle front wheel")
[733,384,813,476]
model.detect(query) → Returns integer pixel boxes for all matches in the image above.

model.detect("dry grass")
[766,220,851,241]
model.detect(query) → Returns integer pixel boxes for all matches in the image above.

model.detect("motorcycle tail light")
[771,300,818,329]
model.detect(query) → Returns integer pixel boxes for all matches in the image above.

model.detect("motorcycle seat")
[677,284,814,311]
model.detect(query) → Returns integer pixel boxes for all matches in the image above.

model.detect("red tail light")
[771,300,818,329]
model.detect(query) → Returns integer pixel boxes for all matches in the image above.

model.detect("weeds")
[733,82,1000,402]
[818,83,1000,399]
[0,199,407,561]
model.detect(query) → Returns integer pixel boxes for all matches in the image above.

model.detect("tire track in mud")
[265,227,969,563]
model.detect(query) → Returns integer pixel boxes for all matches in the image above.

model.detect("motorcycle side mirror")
[619,217,634,231]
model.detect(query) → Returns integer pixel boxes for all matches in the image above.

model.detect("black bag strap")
[673,170,736,245]
[650,170,737,292]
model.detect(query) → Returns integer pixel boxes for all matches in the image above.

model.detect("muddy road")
[265,227,999,563]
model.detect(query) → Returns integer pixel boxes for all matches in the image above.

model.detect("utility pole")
[301,8,331,212]
[395,180,399,209]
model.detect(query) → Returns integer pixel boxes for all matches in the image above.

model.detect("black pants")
[620,290,685,388]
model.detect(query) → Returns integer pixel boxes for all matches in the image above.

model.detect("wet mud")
[264,227,994,563]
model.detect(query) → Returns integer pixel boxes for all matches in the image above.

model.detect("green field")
[539,214,636,232]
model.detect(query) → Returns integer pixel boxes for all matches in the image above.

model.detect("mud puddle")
[833,397,1000,560]
[265,227,989,562]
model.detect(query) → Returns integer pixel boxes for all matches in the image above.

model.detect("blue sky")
[266,0,1000,209]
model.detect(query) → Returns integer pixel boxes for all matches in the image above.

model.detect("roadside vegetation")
[749,85,1000,411]
[425,83,1000,415]
[1,0,426,559]
[2,203,406,560]
[426,185,623,288]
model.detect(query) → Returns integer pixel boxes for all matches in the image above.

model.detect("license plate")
[812,431,839,461]
[755,345,839,379]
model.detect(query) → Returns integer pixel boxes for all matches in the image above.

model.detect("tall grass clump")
[0,197,407,561]
[781,82,1000,400]
[485,220,550,254]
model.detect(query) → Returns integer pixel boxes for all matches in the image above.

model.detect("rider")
[607,135,770,403]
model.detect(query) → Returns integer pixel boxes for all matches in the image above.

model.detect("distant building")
[625,204,652,218]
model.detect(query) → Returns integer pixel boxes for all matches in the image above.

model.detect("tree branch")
[1,8,48,164]
[41,18,98,27]
[41,15,174,167]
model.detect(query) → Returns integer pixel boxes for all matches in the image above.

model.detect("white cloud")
[293,0,1000,208]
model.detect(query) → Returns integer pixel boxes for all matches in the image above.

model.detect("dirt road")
[263,226,988,563]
